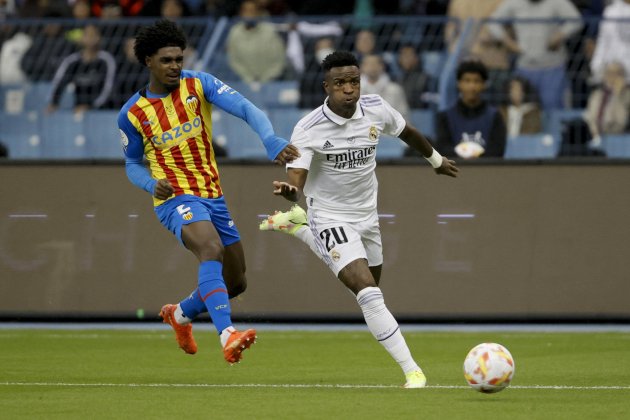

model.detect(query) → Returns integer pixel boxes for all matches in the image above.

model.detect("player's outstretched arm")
[272,168,307,202]
[399,124,459,178]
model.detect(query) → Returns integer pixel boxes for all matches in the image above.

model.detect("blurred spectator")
[564,0,604,108]
[160,0,198,67]
[489,0,582,110]
[0,31,31,85]
[226,0,286,83]
[396,44,429,109]
[141,0,191,16]
[351,28,397,79]
[111,37,147,107]
[91,0,144,17]
[360,54,409,120]
[298,37,334,108]
[65,0,91,45]
[499,76,543,138]
[1,0,18,19]
[47,25,116,114]
[21,21,77,82]
[352,29,376,63]
[590,0,630,83]
[435,60,506,159]
[19,0,70,17]
[400,0,449,15]
[583,61,630,149]
[284,20,342,76]
[445,0,510,105]
[285,0,353,15]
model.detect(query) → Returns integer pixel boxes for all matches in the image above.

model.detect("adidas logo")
[322,140,334,150]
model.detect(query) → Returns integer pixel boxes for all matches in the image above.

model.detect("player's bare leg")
[222,241,247,298]
[339,259,426,388]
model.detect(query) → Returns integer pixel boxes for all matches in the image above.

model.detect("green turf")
[0,329,628,419]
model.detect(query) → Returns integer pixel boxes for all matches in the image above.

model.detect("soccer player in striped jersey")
[261,51,458,387]
[117,20,299,364]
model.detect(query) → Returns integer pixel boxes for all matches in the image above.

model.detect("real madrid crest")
[369,126,378,141]
[331,250,341,262]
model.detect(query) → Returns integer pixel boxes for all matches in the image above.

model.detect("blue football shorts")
[154,194,241,247]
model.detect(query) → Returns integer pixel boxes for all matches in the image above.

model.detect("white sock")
[174,304,192,325]
[294,226,320,255]
[219,326,235,347]
[356,287,421,374]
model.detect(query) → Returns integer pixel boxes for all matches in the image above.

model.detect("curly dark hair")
[456,59,488,81]
[134,19,187,66]
[321,50,359,72]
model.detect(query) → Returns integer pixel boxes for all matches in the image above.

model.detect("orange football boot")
[223,328,257,364]
[159,304,198,355]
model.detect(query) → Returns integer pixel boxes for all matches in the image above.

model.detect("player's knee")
[193,240,224,262]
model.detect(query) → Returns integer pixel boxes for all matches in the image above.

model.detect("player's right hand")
[272,181,299,202]
[154,178,174,200]
[435,158,459,178]
[273,144,300,165]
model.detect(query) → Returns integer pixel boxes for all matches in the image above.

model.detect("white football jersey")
[287,94,406,221]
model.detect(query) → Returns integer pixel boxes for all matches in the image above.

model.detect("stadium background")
[0,8,629,321]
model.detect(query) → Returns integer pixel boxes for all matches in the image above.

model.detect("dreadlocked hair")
[321,50,359,72]
[134,19,187,66]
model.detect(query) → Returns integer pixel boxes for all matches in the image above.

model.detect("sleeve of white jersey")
[380,97,407,137]
[286,125,313,171]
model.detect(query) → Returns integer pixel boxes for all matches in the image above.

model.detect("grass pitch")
[0,327,628,419]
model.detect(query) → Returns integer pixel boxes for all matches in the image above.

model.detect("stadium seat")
[40,112,89,159]
[504,134,560,159]
[213,112,267,159]
[410,109,436,140]
[84,111,123,159]
[0,111,42,159]
[421,51,447,79]
[377,135,405,159]
[603,134,630,158]
[261,81,299,108]
[267,108,309,139]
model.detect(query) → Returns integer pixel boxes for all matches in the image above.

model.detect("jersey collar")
[322,98,365,126]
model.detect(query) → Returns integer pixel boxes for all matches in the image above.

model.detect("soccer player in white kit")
[261,51,459,388]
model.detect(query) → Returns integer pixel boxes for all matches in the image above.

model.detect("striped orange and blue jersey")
[118,70,244,206]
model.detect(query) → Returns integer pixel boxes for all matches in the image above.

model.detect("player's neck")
[328,101,356,119]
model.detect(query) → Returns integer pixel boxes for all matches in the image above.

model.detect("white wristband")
[424,149,443,169]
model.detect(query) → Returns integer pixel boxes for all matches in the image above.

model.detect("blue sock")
[197,260,232,334]
[179,288,207,320]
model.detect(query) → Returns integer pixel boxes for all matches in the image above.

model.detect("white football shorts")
[307,209,383,276]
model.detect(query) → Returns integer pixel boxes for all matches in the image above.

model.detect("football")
[463,343,515,393]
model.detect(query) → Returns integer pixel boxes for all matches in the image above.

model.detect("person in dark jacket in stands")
[46,24,116,114]
[435,60,506,159]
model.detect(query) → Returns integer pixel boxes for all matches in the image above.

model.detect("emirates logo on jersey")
[185,95,199,112]
[369,126,378,141]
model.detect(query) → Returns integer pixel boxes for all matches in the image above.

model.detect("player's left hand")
[435,157,459,178]
[274,144,300,165]
[272,181,299,202]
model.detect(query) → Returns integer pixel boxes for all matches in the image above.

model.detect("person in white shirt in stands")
[259,51,458,389]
